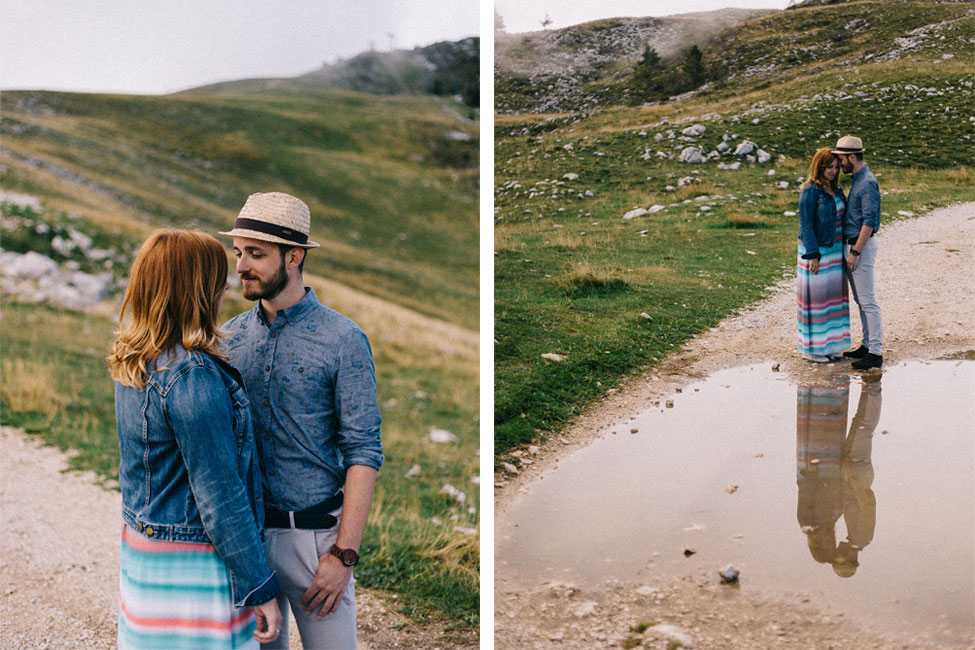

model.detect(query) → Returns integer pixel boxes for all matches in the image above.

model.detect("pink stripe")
[119,599,253,631]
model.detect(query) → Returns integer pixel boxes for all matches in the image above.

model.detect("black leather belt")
[264,490,343,529]
[846,234,874,244]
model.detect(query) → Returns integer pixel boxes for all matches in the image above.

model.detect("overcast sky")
[0,0,479,95]
[496,0,792,34]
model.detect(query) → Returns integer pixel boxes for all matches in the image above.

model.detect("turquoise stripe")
[121,570,229,598]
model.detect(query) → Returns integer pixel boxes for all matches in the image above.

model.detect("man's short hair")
[853,152,864,162]
[278,243,306,273]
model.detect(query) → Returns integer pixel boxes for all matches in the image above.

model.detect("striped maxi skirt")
[119,523,257,650]
[796,229,850,357]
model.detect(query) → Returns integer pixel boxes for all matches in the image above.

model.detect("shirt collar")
[254,287,318,327]
[852,164,869,180]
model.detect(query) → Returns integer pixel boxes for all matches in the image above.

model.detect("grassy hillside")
[494,0,974,459]
[1,85,478,330]
[1,82,479,634]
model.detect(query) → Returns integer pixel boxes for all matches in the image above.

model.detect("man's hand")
[254,597,282,643]
[300,552,353,618]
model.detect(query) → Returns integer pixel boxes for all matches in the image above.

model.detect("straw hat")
[219,192,320,248]
[832,135,864,154]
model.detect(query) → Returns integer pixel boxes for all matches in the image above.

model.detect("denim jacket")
[115,345,280,607]
[798,183,845,260]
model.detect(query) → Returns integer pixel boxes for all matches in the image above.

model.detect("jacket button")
[138,524,144,532]
[145,527,154,536]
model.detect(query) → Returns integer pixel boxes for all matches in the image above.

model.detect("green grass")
[494,1,975,459]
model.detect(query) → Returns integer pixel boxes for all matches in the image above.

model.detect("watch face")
[339,548,358,566]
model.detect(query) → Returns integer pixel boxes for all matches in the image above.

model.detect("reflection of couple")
[109,193,383,649]
[796,376,881,577]
[796,135,884,370]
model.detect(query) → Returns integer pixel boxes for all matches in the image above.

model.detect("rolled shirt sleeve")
[861,177,881,233]
[334,328,385,471]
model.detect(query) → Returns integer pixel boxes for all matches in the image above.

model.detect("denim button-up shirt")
[223,288,384,512]
[844,164,881,239]
[115,345,280,607]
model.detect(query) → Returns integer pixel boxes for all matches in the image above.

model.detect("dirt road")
[495,202,975,650]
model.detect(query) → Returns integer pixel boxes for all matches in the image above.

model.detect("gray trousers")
[845,237,883,355]
[260,514,358,650]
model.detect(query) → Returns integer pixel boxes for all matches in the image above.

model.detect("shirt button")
[264,399,269,406]
[270,333,277,338]
[298,367,304,373]
[290,318,295,324]
[265,365,271,371]
[264,435,271,441]
[269,469,276,476]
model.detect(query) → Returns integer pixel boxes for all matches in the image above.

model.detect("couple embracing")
[109,193,381,649]
[797,135,884,370]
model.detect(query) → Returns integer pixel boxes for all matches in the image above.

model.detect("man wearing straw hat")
[833,135,883,370]
[220,192,384,649]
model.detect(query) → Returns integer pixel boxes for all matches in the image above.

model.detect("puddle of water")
[496,360,974,644]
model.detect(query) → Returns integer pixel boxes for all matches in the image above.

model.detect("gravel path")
[495,202,975,649]
[0,427,474,650]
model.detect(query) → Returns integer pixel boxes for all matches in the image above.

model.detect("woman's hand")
[809,258,820,275]
[254,597,283,644]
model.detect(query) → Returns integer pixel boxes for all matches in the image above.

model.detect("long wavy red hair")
[801,147,841,192]
[108,229,228,388]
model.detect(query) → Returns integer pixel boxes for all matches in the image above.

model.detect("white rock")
[429,428,459,444]
[541,352,567,361]
[716,141,730,153]
[717,161,741,170]
[623,208,648,220]
[778,181,790,189]
[767,169,776,176]
[898,210,915,217]
[734,141,757,156]
[679,147,707,164]
[405,464,422,477]
[648,204,665,213]
[757,149,772,164]
[562,173,579,181]
[681,124,706,137]
[502,462,519,475]
[441,484,467,504]
[453,526,477,535]
[784,211,797,216]
[563,143,574,151]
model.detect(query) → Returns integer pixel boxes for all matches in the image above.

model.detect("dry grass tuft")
[558,260,629,292]
[1,359,66,415]
[726,210,775,228]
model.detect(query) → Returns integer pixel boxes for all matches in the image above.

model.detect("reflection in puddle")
[796,377,878,579]
[496,360,974,644]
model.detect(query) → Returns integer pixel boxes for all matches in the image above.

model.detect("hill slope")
[494,0,974,457]
[1,85,478,329]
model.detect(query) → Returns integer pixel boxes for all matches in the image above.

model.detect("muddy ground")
[495,202,975,650]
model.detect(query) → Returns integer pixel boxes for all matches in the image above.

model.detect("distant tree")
[682,45,705,88]
[541,14,553,30]
[495,10,506,34]
[633,44,662,96]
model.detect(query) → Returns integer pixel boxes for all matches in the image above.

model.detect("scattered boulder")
[541,352,567,361]
[734,141,757,156]
[681,124,706,137]
[678,147,707,164]
[562,173,579,181]
[719,565,740,583]
[623,207,648,220]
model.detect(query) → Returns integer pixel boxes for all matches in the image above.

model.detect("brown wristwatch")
[330,544,360,567]
[850,249,860,256]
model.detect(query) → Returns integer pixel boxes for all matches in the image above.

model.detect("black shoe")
[851,353,883,370]
[843,346,869,359]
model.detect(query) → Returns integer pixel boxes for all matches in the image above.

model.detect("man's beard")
[240,256,288,301]
[840,160,854,173]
